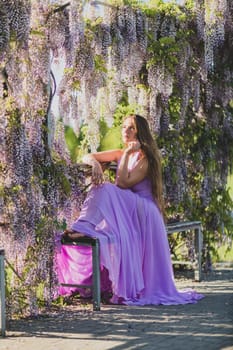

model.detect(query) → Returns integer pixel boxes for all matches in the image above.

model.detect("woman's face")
[122,117,138,144]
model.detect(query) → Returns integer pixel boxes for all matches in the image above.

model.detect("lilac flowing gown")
[55,153,204,305]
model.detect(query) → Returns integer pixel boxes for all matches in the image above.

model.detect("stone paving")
[0,267,233,350]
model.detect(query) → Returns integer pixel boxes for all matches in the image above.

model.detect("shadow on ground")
[5,268,233,350]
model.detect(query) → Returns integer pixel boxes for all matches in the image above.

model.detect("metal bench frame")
[60,236,101,311]
[167,221,203,282]
[0,249,6,337]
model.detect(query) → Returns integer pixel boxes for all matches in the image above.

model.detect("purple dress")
[55,154,204,305]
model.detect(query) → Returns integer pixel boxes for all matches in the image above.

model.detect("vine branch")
[45,2,70,23]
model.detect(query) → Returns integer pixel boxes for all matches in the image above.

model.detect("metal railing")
[0,249,6,337]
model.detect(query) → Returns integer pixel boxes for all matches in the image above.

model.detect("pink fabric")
[55,155,204,305]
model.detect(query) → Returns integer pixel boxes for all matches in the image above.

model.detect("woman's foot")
[63,229,85,239]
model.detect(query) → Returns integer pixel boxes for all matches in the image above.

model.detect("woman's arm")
[116,143,148,189]
[116,153,148,188]
[83,149,122,164]
[82,149,122,185]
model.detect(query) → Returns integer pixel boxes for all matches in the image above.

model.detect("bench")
[0,249,6,337]
[60,220,203,311]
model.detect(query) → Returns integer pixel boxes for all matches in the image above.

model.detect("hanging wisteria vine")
[0,0,232,317]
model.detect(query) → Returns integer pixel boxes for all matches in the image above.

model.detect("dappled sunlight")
[4,267,232,350]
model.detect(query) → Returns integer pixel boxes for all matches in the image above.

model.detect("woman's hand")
[91,161,105,185]
[82,154,105,185]
[125,140,141,154]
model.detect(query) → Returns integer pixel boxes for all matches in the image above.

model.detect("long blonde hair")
[129,115,164,215]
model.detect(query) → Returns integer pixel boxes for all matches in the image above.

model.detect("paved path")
[1,267,233,350]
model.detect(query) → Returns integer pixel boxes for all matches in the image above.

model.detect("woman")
[56,115,203,305]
